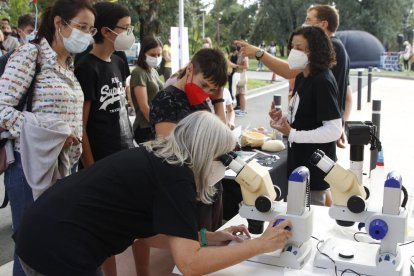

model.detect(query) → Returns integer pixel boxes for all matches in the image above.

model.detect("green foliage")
[23,0,409,55]
[249,0,414,51]
[0,0,32,26]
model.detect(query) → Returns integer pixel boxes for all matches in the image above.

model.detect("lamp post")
[178,0,184,69]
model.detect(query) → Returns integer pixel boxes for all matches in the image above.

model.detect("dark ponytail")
[33,0,95,45]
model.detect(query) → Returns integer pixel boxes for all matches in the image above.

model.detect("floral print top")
[0,38,84,165]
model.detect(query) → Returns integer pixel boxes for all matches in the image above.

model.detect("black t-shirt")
[14,147,198,275]
[75,53,134,161]
[289,70,341,190]
[150,85,224,231]
[74,45,131,77]
[331,36,350,115]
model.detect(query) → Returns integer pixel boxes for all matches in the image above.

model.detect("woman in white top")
[0,0,95,274]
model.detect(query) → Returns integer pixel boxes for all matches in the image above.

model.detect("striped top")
[0,38,84,165]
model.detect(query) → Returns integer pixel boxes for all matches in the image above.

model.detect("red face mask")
[184,77,210,105]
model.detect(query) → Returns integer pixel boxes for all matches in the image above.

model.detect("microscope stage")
[314,237,403,276]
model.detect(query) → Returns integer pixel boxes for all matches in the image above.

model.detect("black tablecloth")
[222,146,288,221]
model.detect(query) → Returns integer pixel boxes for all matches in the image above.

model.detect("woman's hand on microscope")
[256,219,292,253]
[206,224,250,246]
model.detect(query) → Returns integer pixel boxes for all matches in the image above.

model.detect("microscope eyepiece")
[219,153,234,166]
[309,149,325,166]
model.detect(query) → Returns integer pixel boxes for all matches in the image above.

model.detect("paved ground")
[0,71,413,275]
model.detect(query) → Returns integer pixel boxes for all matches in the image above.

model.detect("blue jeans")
[5,152,34,276]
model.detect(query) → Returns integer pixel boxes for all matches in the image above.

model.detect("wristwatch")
[211,98,225,105]
[255,49,265,60]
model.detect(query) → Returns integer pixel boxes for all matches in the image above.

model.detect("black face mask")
[236,46,241,51]
[3,31,11,36]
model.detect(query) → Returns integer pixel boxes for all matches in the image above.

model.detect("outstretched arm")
[236,40,300,79]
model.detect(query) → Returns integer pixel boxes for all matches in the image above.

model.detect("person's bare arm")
[343,85,353,122]
[337,85,353,148]
[226,103,235,130]
[213,102,226,124]
[169,220,292,275]
[80,101,95,168]
[227,59,237,69]
[210,87,226,123]
[125,84,134,110]
[163,48,171,62]
[134,85,150,121]
[236,40,299,79]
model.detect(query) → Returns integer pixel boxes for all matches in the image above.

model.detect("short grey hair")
[144,111,236,204]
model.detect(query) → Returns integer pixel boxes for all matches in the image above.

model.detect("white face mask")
[61,27,92,54]
[145,55,162,68]
[207,161,226,187]
[108,28,135,51]
[24,31,36,44]
[288,48,309,70]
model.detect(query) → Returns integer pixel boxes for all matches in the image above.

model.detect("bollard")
[357,71,362,110]
[367,67,372,102]
[370,100,381,173]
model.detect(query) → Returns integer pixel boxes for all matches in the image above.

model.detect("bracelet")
[211,98,225,105]
[200,228,208,247]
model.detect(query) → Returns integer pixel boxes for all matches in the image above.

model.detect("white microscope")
[310,121,409,276]
[220,152,313,269]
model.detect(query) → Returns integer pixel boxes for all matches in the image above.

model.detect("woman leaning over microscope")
[14,111,292,276]
[268,26,342,206]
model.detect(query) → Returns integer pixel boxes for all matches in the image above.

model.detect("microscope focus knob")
[347,195,366,213]
[255,195,272,212]
[369,219,388,240]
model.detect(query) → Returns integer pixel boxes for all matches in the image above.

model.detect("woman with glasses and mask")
[130,36,164,144]
[268,26,342,206]
[74,2,135,275]
[0,0,95,275]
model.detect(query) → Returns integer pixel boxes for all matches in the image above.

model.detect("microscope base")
[314,237,403,276]
[248,239,312,269]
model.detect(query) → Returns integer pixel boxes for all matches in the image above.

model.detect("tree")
[208,0,256,49]
[248,0,414,52]
[0,0,32,26]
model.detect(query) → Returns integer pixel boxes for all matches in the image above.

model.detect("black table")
[222,144,288,221]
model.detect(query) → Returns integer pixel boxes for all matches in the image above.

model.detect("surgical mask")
[207,161,226,187]
[24,31,36,44]
[109,28,135,51]
[287,48,309,70]
[61,27,92,54]
[146,55,162,68]
[184,80,210,106]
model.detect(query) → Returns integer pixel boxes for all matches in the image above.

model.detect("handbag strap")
[15,43,41,112]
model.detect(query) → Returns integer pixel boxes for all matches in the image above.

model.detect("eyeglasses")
[67,20,97,36]
[114,25,134,35]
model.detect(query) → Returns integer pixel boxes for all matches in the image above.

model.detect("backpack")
[0,44,41,208]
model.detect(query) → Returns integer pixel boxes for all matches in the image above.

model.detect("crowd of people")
[0,1,361,275]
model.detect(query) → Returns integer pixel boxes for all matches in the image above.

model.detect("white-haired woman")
[14,111,292,276]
